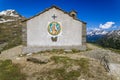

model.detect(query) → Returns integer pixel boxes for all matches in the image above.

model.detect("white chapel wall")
[27,8,82,47]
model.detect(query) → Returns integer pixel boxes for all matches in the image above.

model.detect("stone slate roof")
[23,5,86,24]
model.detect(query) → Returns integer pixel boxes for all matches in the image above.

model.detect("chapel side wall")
[82,23,86,49]
[22,22,27,46]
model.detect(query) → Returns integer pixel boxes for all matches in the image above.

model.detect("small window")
[72,14,75,17]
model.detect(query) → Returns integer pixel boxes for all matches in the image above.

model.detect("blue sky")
[0,0,120,31]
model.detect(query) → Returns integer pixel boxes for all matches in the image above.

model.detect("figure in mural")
[48,22,61,35]
[52,23,57,34]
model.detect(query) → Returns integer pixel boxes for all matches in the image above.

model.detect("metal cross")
[52,14,57,20]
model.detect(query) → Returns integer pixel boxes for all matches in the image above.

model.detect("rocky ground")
[0,43,120,80]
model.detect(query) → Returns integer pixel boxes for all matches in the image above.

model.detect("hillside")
[0,43,120,80]
[87,29,108,43]
[97,30,120,49]
[87,29,120,50]
[0,9,25,51]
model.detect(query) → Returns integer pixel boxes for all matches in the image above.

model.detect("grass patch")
[71,49,80,53]
[50,68,80,80]
[0,21,22,51]
[86,46,92,51]
[51,56,71,64]
[2,36,22,51]
[38,49,65,54]
[108,48,120,54]
[89,43,120,54]
[51,56,89,75]
[36,67,81,80]
[31,55,113,80]
[0,59,26,80]
[35,56,89,80]
[38,48,85,54]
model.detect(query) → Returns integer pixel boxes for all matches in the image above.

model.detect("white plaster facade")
[22,6,86,53]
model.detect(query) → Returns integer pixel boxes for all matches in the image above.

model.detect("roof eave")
[22,5,87,24]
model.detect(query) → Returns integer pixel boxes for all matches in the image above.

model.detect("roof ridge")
[23,5,86,24]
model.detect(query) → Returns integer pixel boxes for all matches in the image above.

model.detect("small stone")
[27,53,33,56]
[19,54,23,57]
[81,79,85,80]
[64,50,72,53]
[16,57,21,60]
[27,57,49,64]
[117,77,120,80]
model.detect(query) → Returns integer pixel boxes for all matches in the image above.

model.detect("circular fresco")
[48,22,61,35]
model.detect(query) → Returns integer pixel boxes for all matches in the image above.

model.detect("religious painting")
[48,22,61,35]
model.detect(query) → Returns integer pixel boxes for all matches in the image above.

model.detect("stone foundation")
[22,45,86,54]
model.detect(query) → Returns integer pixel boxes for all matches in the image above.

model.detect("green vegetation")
[34,56,89,80]
[38,48,89,54]
[0,59,26,80]
[97,37,120,50]
[44,68,80,80]
[107,48,120,54]
[71,48,80,53]
[0,21,22,51]
[39,49,65,54]
[51,56,89,73]
[89,43,120,54]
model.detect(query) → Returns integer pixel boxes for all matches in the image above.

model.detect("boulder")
[27,57,49,64]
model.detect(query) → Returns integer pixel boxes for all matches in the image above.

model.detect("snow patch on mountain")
[106,30,120,39]
[0,9,24,23]
[87,28,108,36]
[0,9,20,17]
[0,18,15,23]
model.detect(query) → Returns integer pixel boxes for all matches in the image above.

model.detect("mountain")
[87,29,120,49]
[106,30,120,39]
[87,28,120,49]
[87,29,108,42]
[0,9,26,51]
[87,29,108,36]
[0,9,20,17]
[97,30,120,49]
[0,9,24,23]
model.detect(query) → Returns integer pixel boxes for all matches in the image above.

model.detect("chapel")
[22,6,86,53]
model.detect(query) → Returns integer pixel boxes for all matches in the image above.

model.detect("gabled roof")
[23,5,86,24]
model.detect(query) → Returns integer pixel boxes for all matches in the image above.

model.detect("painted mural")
[48,22,61,35]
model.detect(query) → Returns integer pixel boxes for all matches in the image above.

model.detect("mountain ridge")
[0,9,22,17]
[0,9,25,51]
[0,9,24,23]
[87,28,120,42]
[87,28,120,49]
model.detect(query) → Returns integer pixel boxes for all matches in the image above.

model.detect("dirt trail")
[87,43,101,49]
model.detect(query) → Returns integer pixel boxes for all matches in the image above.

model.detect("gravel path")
[109,63,120,80]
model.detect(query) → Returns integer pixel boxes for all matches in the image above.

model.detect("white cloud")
[99,22,115,29]
[94,28,101,31]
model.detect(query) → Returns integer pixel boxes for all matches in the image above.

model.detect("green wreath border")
[48,22,62,36]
